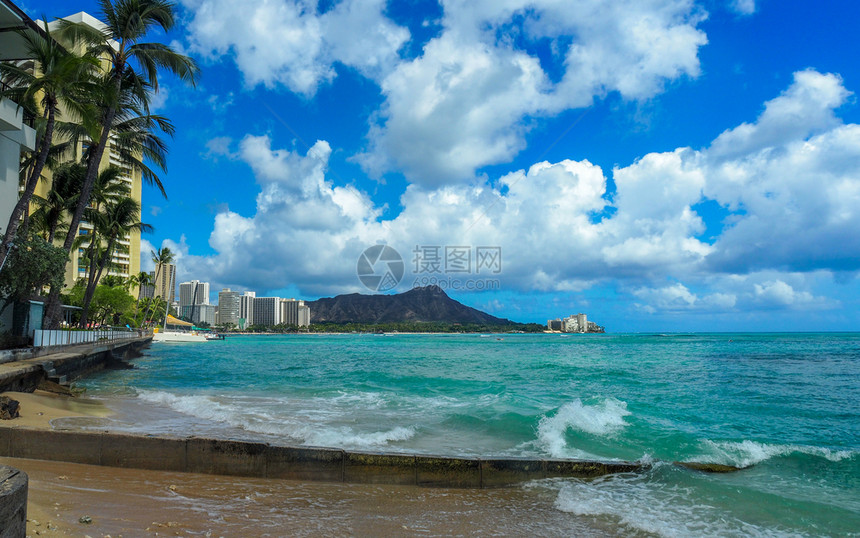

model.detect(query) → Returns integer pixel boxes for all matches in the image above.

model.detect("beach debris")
[57,475,69,480]
[79,515,93,524]
[29,519,39,526]
[168,484,177,491]
[0,395,20,419]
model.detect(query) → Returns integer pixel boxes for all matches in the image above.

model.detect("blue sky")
[24,0,860,331]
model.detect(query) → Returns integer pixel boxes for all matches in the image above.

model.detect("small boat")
[152,329,206,343]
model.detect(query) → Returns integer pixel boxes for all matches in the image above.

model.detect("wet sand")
[2,456,612,537]
[0,391,616,536]
[0,390,113,430]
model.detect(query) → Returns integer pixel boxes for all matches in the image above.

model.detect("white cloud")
[359,0,708,186]
[180,1,707,185]
[148,85,170,112]
[708,70,850,161]
[358,33,550,186]
[178,0,408,95]
[179,69,858,320]
[729,0,756,15]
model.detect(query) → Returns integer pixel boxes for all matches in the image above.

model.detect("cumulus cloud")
[180,69,858,319]
[179,1,707,185]
[178,0,408,95]
[359,0,708,186]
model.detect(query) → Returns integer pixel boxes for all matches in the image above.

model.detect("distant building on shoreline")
[217,288,240,326]
[547,313,604,333]
[153,263,176,303]
[179,280,211,324]
[173,284,311,330]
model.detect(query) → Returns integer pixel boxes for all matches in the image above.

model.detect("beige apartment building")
[32,12,143,293]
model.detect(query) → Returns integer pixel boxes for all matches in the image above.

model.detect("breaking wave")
[536,397,631,458]
[135,389,416,450]
[694,440,857,468]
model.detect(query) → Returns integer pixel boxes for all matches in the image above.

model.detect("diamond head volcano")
[306,285,514,325]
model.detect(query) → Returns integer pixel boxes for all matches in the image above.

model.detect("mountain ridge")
[306,285,514,325]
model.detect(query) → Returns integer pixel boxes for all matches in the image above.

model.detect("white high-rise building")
[280,298,299,326]
[298,302,310,328]
[217,288,240,326]
[178,280,210,324]
[239,291,256,329]
[179,280,210,307]
[153,264,175,303]
[196,304,216,326]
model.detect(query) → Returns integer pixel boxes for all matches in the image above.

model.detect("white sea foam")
[695,440,857,468]
[536,398,631,458]
[295,425,416,449]
[552,474,802,538]
[135,389,417,450]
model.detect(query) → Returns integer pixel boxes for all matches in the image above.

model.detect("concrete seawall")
[0,428,644,488]
[0,337,150,393]
[0,464,28,537]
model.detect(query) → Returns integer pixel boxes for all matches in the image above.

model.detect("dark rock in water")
[0,395,20,419]
[676,461,747,473]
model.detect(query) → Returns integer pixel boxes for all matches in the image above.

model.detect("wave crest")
[537,397,631,458]
[695,440,857,468]
[135,389,416,450]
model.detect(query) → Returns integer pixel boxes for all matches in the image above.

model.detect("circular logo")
[357,245,404,292]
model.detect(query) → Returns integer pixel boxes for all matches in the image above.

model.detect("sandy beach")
[0,391,611,537]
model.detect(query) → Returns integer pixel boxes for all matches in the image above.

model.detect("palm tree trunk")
[79,233,116,327]
[44,105,117,329]
[141,263,161,326]
[0,106,55,263]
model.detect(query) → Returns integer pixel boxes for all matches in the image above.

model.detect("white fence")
[33,327,146,348]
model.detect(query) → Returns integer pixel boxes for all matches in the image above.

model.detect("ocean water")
[79,333,860,536]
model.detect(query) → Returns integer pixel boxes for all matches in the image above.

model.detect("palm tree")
[43,0,199,328]
[129,270,153,325]
[28,161,84,242]
[79,196,152,327]
[141,246,174,325]
[66,164,128,311]
[0,18,97,265]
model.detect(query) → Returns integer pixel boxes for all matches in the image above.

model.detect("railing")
[33,327,151,348]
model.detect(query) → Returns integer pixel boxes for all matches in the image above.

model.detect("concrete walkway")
[0,337,151,393]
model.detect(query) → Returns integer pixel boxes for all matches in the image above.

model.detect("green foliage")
[0,233,67,307]
[62,279,134,326]
[88,285,135,326]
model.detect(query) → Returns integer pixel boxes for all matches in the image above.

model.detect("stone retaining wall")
[0,337,150,393]
[0,464,28,538]
[0,428,643,488]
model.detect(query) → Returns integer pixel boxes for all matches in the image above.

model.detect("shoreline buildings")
[547,313,604,333]
[212,287,310,329]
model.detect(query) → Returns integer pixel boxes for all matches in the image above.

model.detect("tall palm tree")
[130,270,153,325]
[43,0,199,328]
[79,196,152,327]
[0,18,97,265]
[141,246,174,325]
[66,165,128,308]
[28,161,84,243]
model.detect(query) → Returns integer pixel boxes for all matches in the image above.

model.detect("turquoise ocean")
[79,333,859,536]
